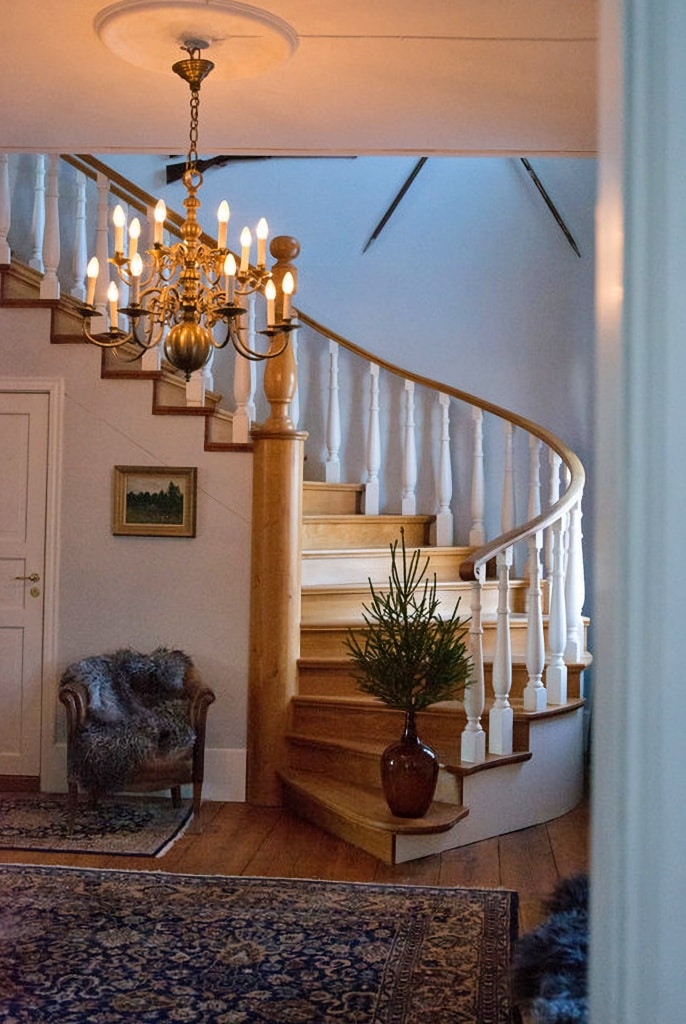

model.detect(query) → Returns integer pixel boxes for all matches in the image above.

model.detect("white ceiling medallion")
[94,0,298,80]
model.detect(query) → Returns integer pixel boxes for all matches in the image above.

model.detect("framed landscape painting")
[112,466,197,537]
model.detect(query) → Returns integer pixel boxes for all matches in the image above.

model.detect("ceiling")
[1,0,597,157]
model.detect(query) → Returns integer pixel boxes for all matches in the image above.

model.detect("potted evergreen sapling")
[344,529,472,817]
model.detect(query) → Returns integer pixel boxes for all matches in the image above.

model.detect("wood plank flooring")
[0,797,589,934]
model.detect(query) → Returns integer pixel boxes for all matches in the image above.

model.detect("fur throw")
[61,648,196,795]
[511,873,588,1024]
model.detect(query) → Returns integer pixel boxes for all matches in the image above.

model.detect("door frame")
[0,377,64,789]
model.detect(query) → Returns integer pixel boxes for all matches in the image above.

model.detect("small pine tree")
[344,529,473,712]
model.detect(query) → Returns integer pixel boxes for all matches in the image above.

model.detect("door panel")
[0,392,49,775]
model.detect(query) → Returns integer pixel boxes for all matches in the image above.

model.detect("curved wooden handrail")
[297,310,585,581]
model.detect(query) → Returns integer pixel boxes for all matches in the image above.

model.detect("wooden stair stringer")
[0,260,251,452]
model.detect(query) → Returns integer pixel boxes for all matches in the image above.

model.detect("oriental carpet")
[0,866,518,1023]
[0,793,191,856]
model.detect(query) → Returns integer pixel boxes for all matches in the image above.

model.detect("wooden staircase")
[279,481,588,864]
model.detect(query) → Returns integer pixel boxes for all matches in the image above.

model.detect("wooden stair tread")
[279,768,468,835]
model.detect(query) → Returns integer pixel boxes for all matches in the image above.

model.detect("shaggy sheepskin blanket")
[61,648,196,795]
[511,873,588,1024]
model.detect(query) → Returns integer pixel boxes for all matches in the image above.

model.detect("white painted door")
[0,392,49,775]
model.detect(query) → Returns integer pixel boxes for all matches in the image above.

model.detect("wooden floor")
[0,797,589,934]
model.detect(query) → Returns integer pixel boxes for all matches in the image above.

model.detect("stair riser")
[288,739,383,789]
[290,701,466,758]
[287,736,463,802]
[300,617,542,659]
[302,547,476,587]
[301,581,511,624]
[298,661,585,702]
[302,516,432,551]
[303,483,363,516]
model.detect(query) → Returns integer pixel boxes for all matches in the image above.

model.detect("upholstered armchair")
[59,648,215,827]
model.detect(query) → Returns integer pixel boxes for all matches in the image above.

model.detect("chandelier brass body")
[78,44,295,378]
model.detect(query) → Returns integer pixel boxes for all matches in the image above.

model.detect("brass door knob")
[14,573,40,582]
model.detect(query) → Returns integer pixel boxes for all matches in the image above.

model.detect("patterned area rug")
[0,793,191,856]
[0,866,517,1023]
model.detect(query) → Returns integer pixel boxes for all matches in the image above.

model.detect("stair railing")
[296,311,586,763]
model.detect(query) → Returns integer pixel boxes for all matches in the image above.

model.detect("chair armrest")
[59,681,90,737]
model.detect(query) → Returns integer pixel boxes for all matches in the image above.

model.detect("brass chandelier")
[79,41,296,379]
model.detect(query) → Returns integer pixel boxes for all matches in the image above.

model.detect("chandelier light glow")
[79,41,296,379]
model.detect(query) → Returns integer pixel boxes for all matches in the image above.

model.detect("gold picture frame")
[112,466,197,537]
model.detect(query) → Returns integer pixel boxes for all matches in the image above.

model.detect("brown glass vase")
[380,709,439,818]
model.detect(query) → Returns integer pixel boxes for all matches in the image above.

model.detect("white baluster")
[461,565,486,763]
[70,170,87,301]
[39,155,60,300]
[325,340,341,483]
[90,172,110,335]
[564,498,586,663]
[501,420,516,533]
[546,450,562,577]
[489,548,514,754]
[232,292,256,441]
[545,517,568,704]
[469,406,485,545]
[402,380,417,515]
[186,349,213,407]
[0,153,10,264]
[433,393,453,546]
[523,531,547,711]
[30,154,45,272]
[363,362,380,515]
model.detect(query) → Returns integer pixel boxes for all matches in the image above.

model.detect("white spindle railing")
[502,421,516,533]
[325,340,341,483]
[461,566,486,762]
[1,153,589,773]
[70,171,87,302]
[364,362,381,515]
[524,530,547,711]
[232,294,257,441]
[434,392,453,546]
[401,380,417,515]
[546,517,568,704]
[489,548,514,754]
[469,406,485,545]
[30,154,45,273]
[39,155,60,300]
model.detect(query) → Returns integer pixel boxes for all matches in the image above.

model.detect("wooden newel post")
[247,236,307,806]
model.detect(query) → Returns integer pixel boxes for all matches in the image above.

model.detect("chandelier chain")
[187,88,201,174]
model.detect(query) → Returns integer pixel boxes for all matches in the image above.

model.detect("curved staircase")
[278,482,588,864]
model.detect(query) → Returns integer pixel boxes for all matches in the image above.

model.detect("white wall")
[0,305,251,800]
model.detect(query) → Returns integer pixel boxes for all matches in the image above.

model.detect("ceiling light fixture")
[78,40,296,379]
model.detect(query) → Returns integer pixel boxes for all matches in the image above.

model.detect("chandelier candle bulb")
[217,200,230,249]
[240,227,251,274]
[113,205,126,254]
[154,199,166,245]
[128,218,141,260]
[282,271,294,319]
[256,218,268,267]
[224,253,236,302]
[107,281,119,330]
[86,257,99,306]
[130,253,143,303]
[265,279,276,326]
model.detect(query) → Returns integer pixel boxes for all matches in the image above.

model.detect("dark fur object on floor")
[511,873,588,1023]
